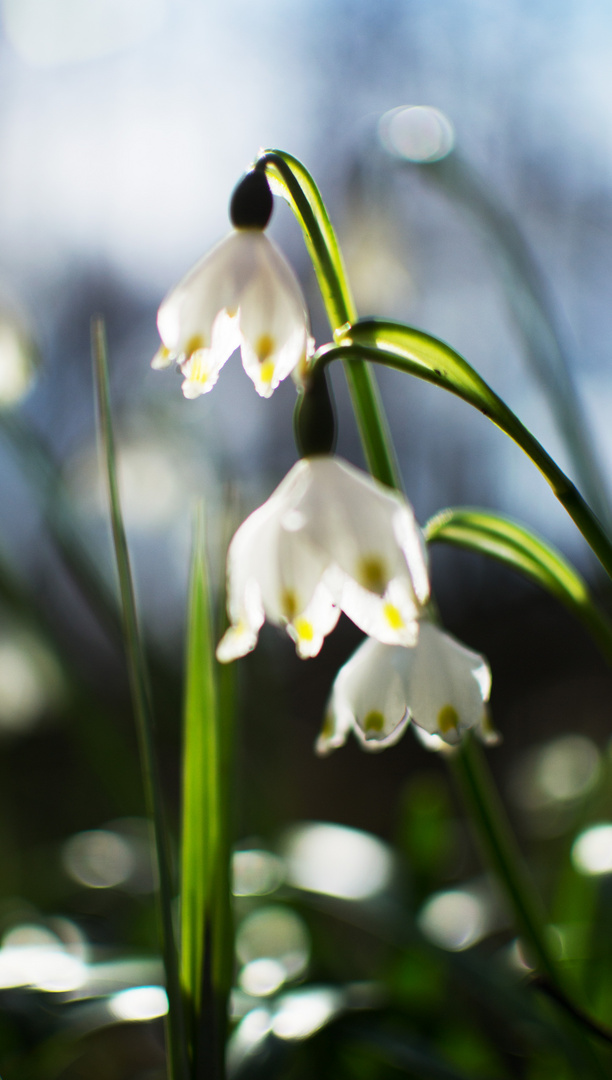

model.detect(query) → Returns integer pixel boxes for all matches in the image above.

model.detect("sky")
[1,0,612,597]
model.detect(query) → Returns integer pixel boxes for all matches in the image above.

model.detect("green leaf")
[181,504,232,1080]
[91,318,188,1080]
[414,154,612,531]
[424,507,612,665]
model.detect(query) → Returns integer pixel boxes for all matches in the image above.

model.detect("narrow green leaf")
[425,507,612,665]
[415,154,612,530]
[91,318,188,1080]
[181,505,232,1080]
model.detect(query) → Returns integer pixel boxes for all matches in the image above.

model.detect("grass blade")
[181,504,232,1080]
[91,317,188,1080]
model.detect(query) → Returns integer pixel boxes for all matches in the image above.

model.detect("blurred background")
[2,1,612,1076]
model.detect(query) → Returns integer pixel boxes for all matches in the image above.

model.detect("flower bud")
[230,169,274,230]
[294,368,337,457]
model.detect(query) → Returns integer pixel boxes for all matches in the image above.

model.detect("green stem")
[92,319,188,1080]
[256,153,612,1069]
[258,150,564,978]
[318,338,612,582]
[259,150,400,488]
[451,735,558,980]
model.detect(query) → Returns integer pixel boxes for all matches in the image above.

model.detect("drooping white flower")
[316,623,492,755]
[216,456,430,662]
[152,230,312,399]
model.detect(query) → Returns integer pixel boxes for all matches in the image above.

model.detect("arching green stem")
[258,150,400,488]
[248,156,612,1063]
[316,330,612,581]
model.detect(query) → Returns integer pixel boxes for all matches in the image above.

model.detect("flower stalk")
[258,152,566,995]
[317,324,612,580]
[259,150,400,489]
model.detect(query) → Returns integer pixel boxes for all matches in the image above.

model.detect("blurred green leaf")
[424,507,612,665]
[396,774,456,888]
[414,153,611,531]
[181,504,232,1079]
[92,317,188,1080]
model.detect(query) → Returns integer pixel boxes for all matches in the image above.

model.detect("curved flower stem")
[256,151,610,1065]
[316,338,612,581]
[258,150,400,489]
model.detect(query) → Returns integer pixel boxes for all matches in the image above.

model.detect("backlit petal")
[154,229,311,397]
[399,622,491,744]
[320,624,492,754]
[318,637,410,755]
[217,456,431,661]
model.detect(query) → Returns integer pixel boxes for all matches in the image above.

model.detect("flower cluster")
[216,456,430,662]
[316,624,493,756]
[215,455,492,754]
[155,166,494,756]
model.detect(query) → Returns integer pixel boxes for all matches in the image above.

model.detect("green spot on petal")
[359,555,387,595]
[437,704,459,734]
[363,710,385,737]
[186,333,206,354]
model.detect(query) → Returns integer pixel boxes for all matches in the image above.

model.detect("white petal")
[241,324,309,398]
[296,458,429,641]
[323,638,411,753]
[216,620,259,663]
[332,572,420,646]
[157,232,245,357]
[476,707,501,746]
[219,460,337,660]
[286,582,340,659]
[315,701,351,756]
[217,456,432,663]
[304,458,428,597]
[398,622,491,744]
[178,310,241,397]
[322,624,493,755]
[412,726,455,754]
[180,350,222,398]
[236,233,310,395]
[151,345,176,370]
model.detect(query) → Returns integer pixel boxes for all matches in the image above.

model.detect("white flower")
[316,623,492,755]
[216,456,430,662]
[152,231,312,399]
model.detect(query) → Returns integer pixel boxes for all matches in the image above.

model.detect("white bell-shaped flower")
[153,231,312,399]
[216,456,430,662]
[317,623,492,755]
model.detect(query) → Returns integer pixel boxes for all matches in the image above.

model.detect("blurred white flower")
[216,456,429,662]
[153,230,312,399]
[0,309,38,407]
[317,623,492,755]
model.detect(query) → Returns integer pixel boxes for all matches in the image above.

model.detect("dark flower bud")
[230,170,273,230]
[294,368,337,457]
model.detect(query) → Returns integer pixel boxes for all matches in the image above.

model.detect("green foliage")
[425,507,612,664]
[181,505,233,1078]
